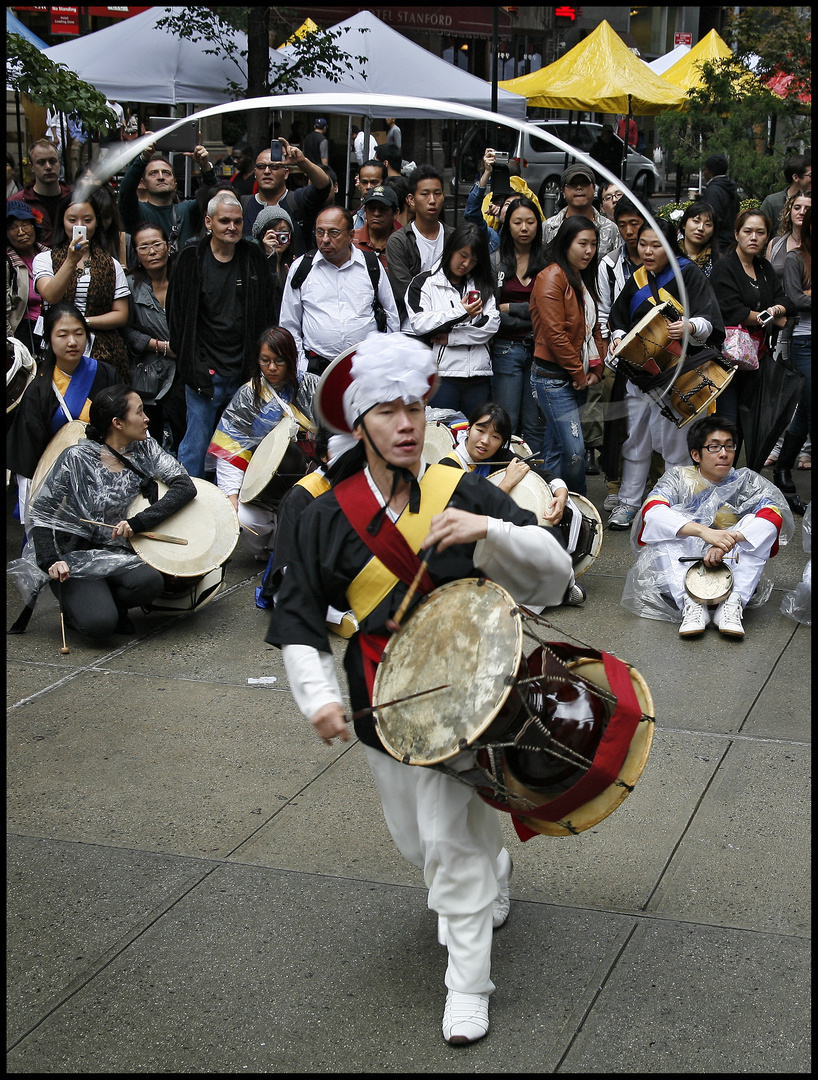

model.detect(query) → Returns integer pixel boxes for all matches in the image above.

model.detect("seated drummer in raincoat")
[621,415,793,639]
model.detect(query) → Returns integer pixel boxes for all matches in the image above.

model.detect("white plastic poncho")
[7,436,191,606]
[621,465,795,623]
[780,501,811,626]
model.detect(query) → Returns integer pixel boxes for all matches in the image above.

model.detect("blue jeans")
[428,376,492,419]
[491,338,546,455]
[178,373,242,478]
[530,372,588,495]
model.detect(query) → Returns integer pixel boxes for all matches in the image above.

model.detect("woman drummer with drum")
[606,218,725,530]
[8,384,196,639]
[206,326,318,559]
[620,414,793,638]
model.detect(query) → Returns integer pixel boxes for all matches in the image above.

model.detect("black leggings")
[50,564,165,639]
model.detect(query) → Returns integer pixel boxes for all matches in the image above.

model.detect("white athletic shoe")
[603,493,620,511]
[608,503,637,529]
[679,597,709,637]
[442,990,490,1045]
[713,591,745,637]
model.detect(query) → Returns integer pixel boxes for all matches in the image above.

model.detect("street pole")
[491,8,499,116]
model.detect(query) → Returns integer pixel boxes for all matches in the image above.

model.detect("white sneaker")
[713,591,745,637]
[608,503,637,530]
[679,597,709,637]
[442,989,489,1045]
[564,581,587,606]
[603,494,620,511]
[492,849,513,929]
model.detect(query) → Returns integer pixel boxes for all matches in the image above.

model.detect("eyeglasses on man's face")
[256,162,286,172]
[702,442,737,454]
[315,228,345,239]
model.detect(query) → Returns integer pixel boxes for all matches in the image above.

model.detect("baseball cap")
[561,164,595,187]
[363,185,399,209]
[314,118,328,129]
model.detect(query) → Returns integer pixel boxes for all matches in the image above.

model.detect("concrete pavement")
[6,465,811,1073]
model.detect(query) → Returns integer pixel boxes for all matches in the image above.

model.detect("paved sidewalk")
[6,468,811,1073]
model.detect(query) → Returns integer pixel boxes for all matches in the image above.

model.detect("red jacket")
[18,181,72,244]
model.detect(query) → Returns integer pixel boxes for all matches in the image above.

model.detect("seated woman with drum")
[8,384,196,640]
[206,326,319,560]
[621,415,793,638]
[606,218,726,530]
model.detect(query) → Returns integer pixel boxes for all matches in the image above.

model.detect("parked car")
[451,119,660,206]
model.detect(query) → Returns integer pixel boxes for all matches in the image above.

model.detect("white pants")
[619,382,690,507]
[365,746,505,995]
[653,533,776,610]
[237,503,276,559]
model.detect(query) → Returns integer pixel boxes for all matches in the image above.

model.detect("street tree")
[156,7,368,153]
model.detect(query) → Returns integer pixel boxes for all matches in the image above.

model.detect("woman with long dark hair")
[6,301,120,520]
[405,222,500,416]
[32,192,131,378]
[491,195,549,452]
[530,214,605,496]
[678,199,720,277]
[207,325,319,558]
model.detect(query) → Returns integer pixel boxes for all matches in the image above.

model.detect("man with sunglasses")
[621,415,793,638]
[543,165,621,259]
[240,139,329,258]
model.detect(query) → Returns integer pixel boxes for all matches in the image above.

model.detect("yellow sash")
[632,265,684,317]
[441,450,469,470]
[346,464,463,622]
[290,403,317,433]
[296,472,331,498]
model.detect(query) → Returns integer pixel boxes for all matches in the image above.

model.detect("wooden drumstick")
[80,520,188,545]
[388,544,437,631]
[57,581,69,655]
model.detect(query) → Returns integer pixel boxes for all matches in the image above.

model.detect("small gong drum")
[684,560,734,605]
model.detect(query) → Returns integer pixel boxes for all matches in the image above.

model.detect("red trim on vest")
[359,633,390,699]
[334,471,435,594]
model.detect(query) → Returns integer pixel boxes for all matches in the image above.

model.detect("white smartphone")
[72,225,87,246]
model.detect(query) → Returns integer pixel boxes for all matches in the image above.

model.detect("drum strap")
[503,649,644,829]
[295,472,331,498]
[335,465,462,625]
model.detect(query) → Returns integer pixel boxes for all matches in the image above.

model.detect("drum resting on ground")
[373,578,654,836]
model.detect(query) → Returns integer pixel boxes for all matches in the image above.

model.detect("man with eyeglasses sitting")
[240,139,330,258]
[620,415,794,639]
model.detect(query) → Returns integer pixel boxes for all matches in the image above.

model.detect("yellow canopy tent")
[498,20,687,114]
[277,18,319,49]
[661,28,757,94]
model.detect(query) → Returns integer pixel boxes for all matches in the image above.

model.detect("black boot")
[786,493,808,516]
[584,448,600,475]
[773,467,796,493]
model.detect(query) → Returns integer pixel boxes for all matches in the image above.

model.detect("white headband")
[342,332,436,429]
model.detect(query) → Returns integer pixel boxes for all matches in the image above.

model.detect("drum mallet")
[57,580,69,655]
[678,554,740,564]
[388,544,437,631]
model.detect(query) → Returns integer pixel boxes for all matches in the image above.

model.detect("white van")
[452,120,659,207]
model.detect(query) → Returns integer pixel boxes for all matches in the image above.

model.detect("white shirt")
[412,222,445,273]
[354,130,377,165]
[32,250,130,316]
[279,246,400,375]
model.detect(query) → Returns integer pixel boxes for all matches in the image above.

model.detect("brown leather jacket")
[530,264,605,389]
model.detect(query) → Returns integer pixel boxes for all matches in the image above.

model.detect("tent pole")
[621,94,631,182]
[345,115,353,209]
[15,91,24,187]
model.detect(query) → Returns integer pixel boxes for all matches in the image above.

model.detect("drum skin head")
[128,477,239,577]
[612,304,678,371]
[684,561,734,604]
[510,435,532,458]
[240,418,293,504]
[487,469,554,524]
[374,579,523,765]
[503,656,655,837]
[422,422,456,464]
[669,362,735,427]
[566,493,604,578]
[29,420,88,505]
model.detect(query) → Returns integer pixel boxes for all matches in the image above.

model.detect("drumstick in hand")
[80,520,188,545]
[387,544,437,632]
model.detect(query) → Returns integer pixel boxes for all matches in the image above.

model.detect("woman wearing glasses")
[621,415,794,638]
[124,223,185,454]
[206,326,318,559]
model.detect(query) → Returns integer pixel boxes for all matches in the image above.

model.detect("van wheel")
[633,171,655,196]
[538,176,561,211]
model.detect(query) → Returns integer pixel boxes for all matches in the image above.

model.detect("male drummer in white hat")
[621,415,793,638]
[266,332,572,1046]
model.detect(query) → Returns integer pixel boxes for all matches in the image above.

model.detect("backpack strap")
[290,250,317,291]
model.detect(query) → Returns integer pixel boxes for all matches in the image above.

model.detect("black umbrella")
[736,351,805,472]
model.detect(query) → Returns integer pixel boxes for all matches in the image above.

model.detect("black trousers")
[50,564,165,639]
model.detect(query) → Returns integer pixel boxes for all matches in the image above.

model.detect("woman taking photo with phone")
[251,205,296,324]
[32,193,131,379]
[405,222,499,416]
[530,215,605,496]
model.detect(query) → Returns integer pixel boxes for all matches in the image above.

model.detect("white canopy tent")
[39,6,283,105]
[646,43,691,75]
[281,10,527,120]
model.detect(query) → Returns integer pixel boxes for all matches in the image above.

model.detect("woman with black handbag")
[124,223,185,454]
